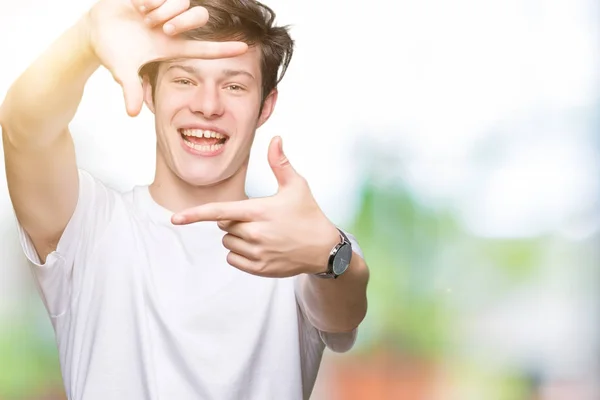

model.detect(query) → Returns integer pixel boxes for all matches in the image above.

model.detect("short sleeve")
[15,168,112,318]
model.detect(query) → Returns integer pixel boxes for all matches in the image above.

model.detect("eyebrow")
[166,65,256,81]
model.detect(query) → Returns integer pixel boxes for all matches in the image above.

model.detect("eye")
[226,84,245,92]
[174,79,194,86]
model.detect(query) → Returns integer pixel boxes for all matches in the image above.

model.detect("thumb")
[113,69,144,117]
[268,136,299,188]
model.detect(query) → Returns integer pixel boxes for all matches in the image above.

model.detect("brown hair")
[140,0,294,104]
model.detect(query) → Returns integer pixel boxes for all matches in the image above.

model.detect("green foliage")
[349,176,545,359]
[0,317,63,399]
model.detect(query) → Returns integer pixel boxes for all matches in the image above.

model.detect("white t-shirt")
[16,169,362,400]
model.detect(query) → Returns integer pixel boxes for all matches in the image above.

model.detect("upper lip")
[178,124,230,138]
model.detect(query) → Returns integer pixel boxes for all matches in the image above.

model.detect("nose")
[189,85,224,119]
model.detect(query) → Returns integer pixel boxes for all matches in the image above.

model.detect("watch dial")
[333,244,352,275]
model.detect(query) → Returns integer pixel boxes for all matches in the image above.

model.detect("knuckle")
[145,1,179,22]
[279,155,290,167]
[142,0,163,15]
[248,207,264,220]
[143,13,157,25]
[172,0,190,14]
[297,175,309,188]
[212,207,225,221]
[246,227,262,242]
[255,261,268,274]
[252,247,264,261]
[146,0,163,8]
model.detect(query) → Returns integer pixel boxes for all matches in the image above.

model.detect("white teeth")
[182,138,225,153]
[181,129,226,140]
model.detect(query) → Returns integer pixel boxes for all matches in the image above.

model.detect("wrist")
[77,12,102,69]
[306,224,346,276]
[300,223,338,275]
[78,13,93,56]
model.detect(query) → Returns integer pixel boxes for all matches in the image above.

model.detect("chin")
[168,151,230,189]
[177,170,230,188]
[161,140,248,189]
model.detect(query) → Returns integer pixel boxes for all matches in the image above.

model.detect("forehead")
[158,45,262,78]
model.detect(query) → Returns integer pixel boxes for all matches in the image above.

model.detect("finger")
[218,221,260,242]
[222,234,260,261]
[169,38,248,60]
[172,199,261,224]
[112,69,144,117]
[162,6,209,36]
[131,0,166,14]
[217,220,247,236]
[144,0,190,27]
[267,136,302,188]
[226,252,256,275]
[216,220,234,231]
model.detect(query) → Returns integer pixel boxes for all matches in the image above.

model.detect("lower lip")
[179,134,228,157]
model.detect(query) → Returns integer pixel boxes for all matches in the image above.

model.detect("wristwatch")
[315,228,353,279]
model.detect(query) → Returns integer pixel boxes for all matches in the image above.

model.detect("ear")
[257,89,278,129]
[142,74,156,114]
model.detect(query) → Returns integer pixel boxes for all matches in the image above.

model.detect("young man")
[1,0,369,399]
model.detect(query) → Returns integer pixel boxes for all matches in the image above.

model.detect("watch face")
[333,243,352,275]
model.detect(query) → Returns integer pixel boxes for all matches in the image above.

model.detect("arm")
[171,136,370,333]
[1,1,246,263]
[0,16,100,262]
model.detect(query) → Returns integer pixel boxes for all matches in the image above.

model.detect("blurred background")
[1,0,599,399]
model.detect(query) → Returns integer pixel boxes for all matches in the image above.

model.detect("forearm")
[299,252,369,333]
[0,15,100,146]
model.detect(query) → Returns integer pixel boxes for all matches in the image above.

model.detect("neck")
[149,157,249,214]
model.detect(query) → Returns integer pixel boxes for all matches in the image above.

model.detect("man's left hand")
[172,136,340,278]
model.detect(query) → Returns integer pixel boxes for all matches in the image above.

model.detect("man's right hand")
[87,0,248,117]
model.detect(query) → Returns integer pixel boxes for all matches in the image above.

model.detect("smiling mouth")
[179,128,229,153]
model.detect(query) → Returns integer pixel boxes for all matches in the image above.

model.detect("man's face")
[144,46,277,187]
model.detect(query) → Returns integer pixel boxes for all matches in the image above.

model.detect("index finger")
[170,38,248,60]
[138,40,248,78]
[172,199,260,225]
